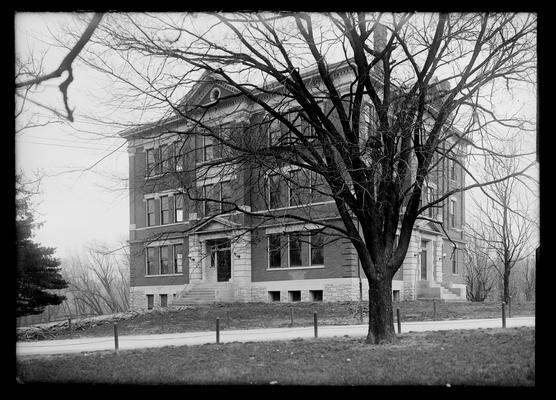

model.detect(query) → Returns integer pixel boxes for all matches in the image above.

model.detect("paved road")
[16,316,534,357]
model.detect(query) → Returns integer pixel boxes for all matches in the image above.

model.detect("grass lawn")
[19,300,535,342]
[16,326,534,385]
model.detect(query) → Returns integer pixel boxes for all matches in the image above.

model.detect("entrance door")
[420,240,428,280]
[209,239,231,282]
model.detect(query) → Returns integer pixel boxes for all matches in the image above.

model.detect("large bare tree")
[68,12,537,343]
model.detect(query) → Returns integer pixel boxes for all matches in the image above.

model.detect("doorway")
[208,239,231,282]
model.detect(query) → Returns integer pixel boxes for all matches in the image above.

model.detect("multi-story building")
[120,58,468,310]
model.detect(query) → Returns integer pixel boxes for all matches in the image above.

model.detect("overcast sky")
[16,13,129,259]
[15,12,539,261]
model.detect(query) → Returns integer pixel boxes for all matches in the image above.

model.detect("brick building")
[120,59,468,310]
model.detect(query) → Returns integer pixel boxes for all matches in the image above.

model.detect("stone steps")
[172,282,235,305]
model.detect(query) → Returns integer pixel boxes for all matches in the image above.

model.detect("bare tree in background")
[464,235,498,302]
[467,139,538,305]
[61,242,130,316]
[63,12,537,343]
[520,255,535,301]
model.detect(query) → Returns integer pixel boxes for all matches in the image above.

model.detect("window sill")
[264,201,335,212]
[145,274,183,277]
[267,265,324,271]
[137,222,187,231]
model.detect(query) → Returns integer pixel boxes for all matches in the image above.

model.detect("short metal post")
[290,307,294,327]
[433,299,437,321]
[502,302,506,328]
[396,308,401,334]
[113,323,119,352]
[68,318,72,332]
[216,317,220,343]
[313,312,318,338]
[226,311,230,328]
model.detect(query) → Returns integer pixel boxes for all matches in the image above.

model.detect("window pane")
[311,233,324,265]
[174,142,184,171]
[160,144,173,172]
[289,234,302,267]
[310,171,326,203]
[160,196,170,225]
[146,247,157,275]
[147,199,155,226]
[204,184,221,215]
[146,149,155,176]
[269,174,283,209]
[289,169,310,206]
[154,147,162,175]
[221,181,233,212]
[174,195,184,222]
[173,245,183,273]
[268,235,281,268]
[160,246,170,274]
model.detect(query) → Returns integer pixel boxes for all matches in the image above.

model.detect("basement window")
[392,290,400,302]
[160,294,168,308]
[310,290,323,302]
[147,294,154,310]
[288,290,301,302]
[268,291,281,302]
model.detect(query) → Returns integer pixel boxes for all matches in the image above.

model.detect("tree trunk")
[366,275,396,344]
[503,269,510,304]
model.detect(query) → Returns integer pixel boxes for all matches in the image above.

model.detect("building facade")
[121,61,468,310]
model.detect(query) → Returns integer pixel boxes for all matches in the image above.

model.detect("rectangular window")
[310,171,326,203]
[221,181,233,213]
[268,291,280,302]
[160,144,173,172]
[160,246,171,275]
[174,194,184,222]
[146,198,156,227]
[268,173,283,209]
[160,196,170,225]
[450,198,456,228]
[146,294,154,310]
[146,247,157,275]
[450,158,456,180]
[310,232,324,265]
[173,244,183,274]
[174,142,184,171]
[268,234,282,268]
[146,148,155,177]
[289,169,301,207]
[203,184,220,215]
[160,294,168,308]
[426,186,434,218]
[289,233,302,267]
[288,290,301,302]
[154,147,162,175]
[310,290,323,302]
[452,248,458,274]
[202,135,220,162]
[268,117,282,146]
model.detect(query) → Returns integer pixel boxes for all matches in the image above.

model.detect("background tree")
[463,234,498,302]
[61,242,130,316]
[73,12,536,343]
[16,173,67,317]
[466,138,537,305]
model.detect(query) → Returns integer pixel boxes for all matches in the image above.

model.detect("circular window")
[210,88,221,101]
